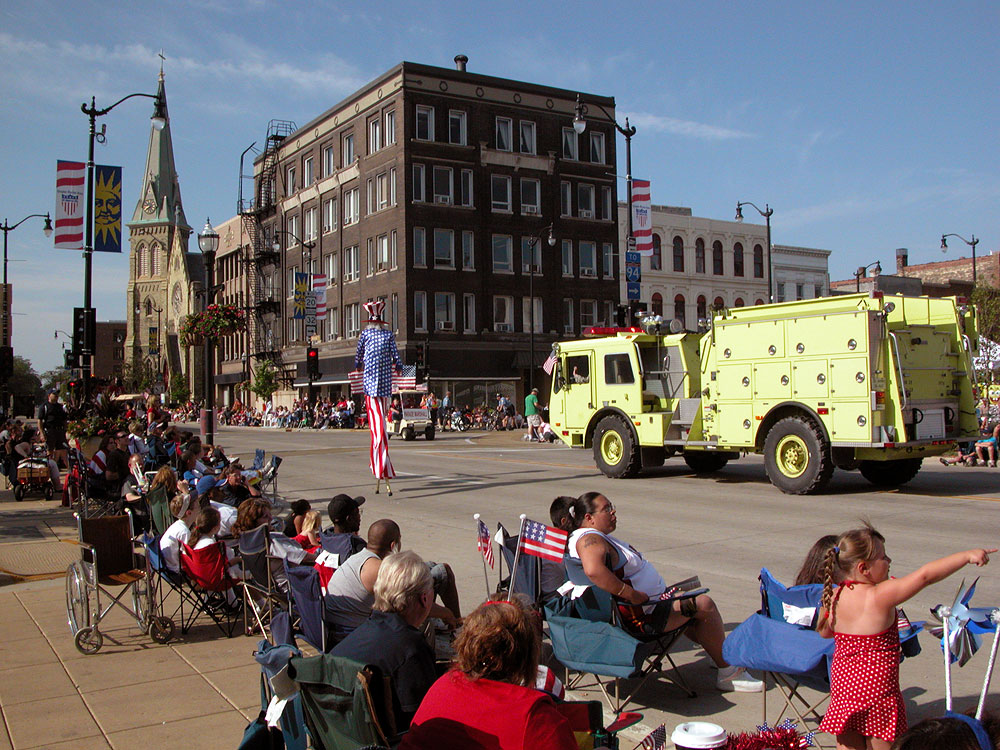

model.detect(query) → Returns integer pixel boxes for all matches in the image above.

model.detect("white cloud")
[623,111,754,141]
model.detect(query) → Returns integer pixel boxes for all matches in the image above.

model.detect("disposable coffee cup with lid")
[671,721,727,749]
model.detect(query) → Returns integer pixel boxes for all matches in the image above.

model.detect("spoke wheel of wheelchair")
[65,562,90,636]
[131,573,151,628]
[74,626,103,654]
[149,616,176,644]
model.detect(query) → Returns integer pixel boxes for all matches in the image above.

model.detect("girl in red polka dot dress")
[816,522,994,750]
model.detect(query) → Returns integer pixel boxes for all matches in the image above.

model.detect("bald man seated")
[323,519,461,639]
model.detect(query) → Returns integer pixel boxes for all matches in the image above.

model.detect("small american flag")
[635,723,666,750]
[477,518,494,569]
[392,364,417,391]
[896,608,913,633]
[542,351,557,375]
[518,519,568,563]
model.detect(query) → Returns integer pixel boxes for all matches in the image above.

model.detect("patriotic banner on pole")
[55,160,85,250]
[631,178,654,257]
[312,274,327,320]
[93,165,122,253]
[477,518,494,569]
[518,519,569,563]
[292,272,308,319]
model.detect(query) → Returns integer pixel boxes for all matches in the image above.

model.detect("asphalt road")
[213,423,1000,740]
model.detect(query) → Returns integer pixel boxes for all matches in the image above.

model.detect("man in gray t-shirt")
[324,519,399,637]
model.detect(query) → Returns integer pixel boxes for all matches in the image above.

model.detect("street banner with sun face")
[54,160,85,250]
[292,272,309,319]
[94,165,123,253]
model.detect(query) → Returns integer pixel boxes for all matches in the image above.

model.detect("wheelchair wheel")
[149,616,175,644]
[131,573,151,628]
[74,626,103,654]
[65,562,90,636]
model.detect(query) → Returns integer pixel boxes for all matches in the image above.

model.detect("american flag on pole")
[631,178,654,257]
[55,160,85,250]
[518,519,568,563]
[351,364,417,395]
[365,394,395,478]
[635,724,666,750]
[542,351,557,375]
[477,518,494,569]
[312,274,327,320]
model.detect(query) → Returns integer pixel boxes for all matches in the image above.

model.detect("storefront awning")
[292,377,350,388]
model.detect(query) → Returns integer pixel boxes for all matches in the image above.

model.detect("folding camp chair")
[319,530,366,562]
[179,541,242,637]
[146,485,173,537]
[239,525,289,639]
[284,560,330,653]
[246,623,309,750]
[545,556,698,713]
[64,512,174,653]
[143,533,200,638]
[288,654,399,750]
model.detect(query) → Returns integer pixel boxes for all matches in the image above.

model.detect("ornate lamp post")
[525,224,556,392]
[855,261,882,292]
[941,233,979,286]
[198,218,219,445]
[735,201,773,303]
[80,90,165,400]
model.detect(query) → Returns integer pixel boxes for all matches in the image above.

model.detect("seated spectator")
[330,550,438,728]
[160,493,197,573]
[119,453,151,532]
[974,424,1000,467]
[13,426,62,491]
[292,510,322,552]
[195,475,237,537]
[795,534,839,586]
[566,491,762,692]
[284,498,312,537]
[187,506,242,580]
[180,450,202,484]
[321,494,368,560]
[218,464,262,506]
[401,597,577,749]
[231,497,315,566]
[892,711,1000,750]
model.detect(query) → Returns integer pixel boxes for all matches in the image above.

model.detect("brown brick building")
[233,56,621,408]
[830,247,988,297]
[93,320,127,380]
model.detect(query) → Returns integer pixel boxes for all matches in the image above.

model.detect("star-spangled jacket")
[355,325,403,397]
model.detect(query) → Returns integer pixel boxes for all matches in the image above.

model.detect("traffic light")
[306,346,319,378]
[67,378,80,393]
[414,342,427,382]
[0,346,13,380]
[63,350,79,369]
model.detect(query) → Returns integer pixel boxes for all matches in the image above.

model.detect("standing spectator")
[37,390,68,469]
[524,388,543,442]
[440,391,452,430]
[427,392,439,427]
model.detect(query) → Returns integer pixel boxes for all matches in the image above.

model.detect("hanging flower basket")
[180,304,245,348]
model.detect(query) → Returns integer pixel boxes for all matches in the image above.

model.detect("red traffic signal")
[306,346,319,378]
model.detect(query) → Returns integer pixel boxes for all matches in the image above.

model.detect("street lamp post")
[198,219,219,445]
[272,230,317,405]
[941,233,979,286]
[735,201,774,303]
[1,213,52,414]
[855,261,882,292]
[525,224,556,392]
[80,91,166,402]
[573,94,637,312]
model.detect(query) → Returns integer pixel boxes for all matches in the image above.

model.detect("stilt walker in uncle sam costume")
[354,300,402,496]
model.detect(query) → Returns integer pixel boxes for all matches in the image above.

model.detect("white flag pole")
[507,514,527,602]
[473,514,490,599]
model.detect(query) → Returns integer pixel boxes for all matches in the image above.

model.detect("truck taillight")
[875,391,885,405]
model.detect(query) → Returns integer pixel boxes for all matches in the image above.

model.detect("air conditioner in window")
[436,321,454,331]
[526,264,541,274]
[580,268,596,277]
[434,195,452,205]
[522,205,539,215]
[494,323,513,332]
[579,209,593,219]
[322,225,331,233]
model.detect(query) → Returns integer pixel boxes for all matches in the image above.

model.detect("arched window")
[753,244,764,278]
[650,234,662,271]
[651,292,663,316]
[755,298,764,306]
[712,241,723,275]
[734,297,744,308]
[151,243,161,276]
[733,242,744,277]
[695,238,705,273]
[713,296,725,310]
[136,244,146,278]
[144,298,153,316]
[674,294,685,326]
[672,236,684,272]
[696,295,707,321]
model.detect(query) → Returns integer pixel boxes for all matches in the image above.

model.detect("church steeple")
[130,71,189,230]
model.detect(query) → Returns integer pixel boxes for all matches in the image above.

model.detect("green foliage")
[121,358,155,393]
[972,287,1000,343]
[168,373,190,405]
[179,304,244,347]
[250,361,280,402]
[40,368,71,397]
[10,355,42,404]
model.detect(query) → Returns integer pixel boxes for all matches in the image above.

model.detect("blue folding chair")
[318,530,366,563]
[283,560,329,653]
[246,614,308,750]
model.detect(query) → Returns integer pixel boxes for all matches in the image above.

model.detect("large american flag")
[635,724,666,750]
[477,518,494,569]
[55,160,85,250]
[518,519,568,563]
[350,365,417,395]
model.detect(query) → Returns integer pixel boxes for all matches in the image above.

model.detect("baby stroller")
[14,446,55,501]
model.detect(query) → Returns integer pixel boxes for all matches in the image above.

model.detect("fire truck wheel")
[683,451,730,474]
[764,416,834,494]
[593,416,641,478]
[858,457,922,487]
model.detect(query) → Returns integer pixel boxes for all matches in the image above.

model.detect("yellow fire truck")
[548,293,979,494]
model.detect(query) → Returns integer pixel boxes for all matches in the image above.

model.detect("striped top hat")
[363,299,385,322]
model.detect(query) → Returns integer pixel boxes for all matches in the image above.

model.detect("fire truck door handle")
[888,331,907,410]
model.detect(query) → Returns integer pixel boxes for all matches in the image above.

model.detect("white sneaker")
[717,666,764,692]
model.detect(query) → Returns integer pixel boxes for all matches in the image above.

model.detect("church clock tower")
[125,69,205,398]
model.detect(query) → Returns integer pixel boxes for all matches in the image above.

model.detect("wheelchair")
[64,510,175,654]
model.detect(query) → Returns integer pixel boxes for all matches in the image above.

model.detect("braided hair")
[820,521,885,617]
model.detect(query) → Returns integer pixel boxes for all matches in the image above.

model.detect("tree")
[250,361,280,403]
[971,287,1000,385]
[168,373,190,405]
[40,368,72,396]
[9,356,43,417]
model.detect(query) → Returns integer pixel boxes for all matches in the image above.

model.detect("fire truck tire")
[683,451,730,474]
[763,416,834,494]
[593,416,641,478]
[858,458,922,487]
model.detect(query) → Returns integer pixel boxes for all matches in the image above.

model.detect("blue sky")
[2,0,998,373]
